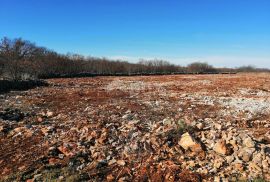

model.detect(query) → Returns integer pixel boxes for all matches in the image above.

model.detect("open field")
[0,73,270,181]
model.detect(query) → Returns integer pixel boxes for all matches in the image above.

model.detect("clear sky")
[0,0,270,68]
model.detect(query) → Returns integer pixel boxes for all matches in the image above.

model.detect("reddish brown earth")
[0,73,270,181]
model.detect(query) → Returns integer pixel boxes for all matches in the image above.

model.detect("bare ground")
[0,73,270,181]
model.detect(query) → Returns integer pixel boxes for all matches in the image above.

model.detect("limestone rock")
[225,155,235,164]
[248,162,261,172]
[163,118,173,125]
[238,147,255,162]
[213,140,230,155]
[234,162,244,172]
[46,111,54,117]
[178,132,203,153]
[214,159,224,169]
[117,160,126,166]
[252,152,262,165]
[196,122,204,130]
[243,137,255,148]
[262,160,269,171]
[214,123,222,130]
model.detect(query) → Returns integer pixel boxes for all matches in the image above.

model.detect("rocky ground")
[0,73,270,182]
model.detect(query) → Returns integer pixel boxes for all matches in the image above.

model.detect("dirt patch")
[0,73,270,181]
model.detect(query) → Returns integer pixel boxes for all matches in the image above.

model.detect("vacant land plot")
[0,73,270,181]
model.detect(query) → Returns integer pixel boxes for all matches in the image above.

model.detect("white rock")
[225,155,235,164]
[252,152,262,166]
[243,137,255,148]
[163,118,173,125]
[46,111,54,117]
[196,122,204,130]
[214,123,222,130]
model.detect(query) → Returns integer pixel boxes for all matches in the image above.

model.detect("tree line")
[0,37,268,80]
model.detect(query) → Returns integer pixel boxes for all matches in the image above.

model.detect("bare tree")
[0,37,40,80]
[5,36,268,79]
[0,55,5,78]
[187,62,216,73]
[237,65,257,72]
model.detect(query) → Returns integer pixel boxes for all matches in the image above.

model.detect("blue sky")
[0,0,270,68]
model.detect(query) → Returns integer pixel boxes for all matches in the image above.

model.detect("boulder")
[238,147,255,162]
[213,140,231,155]
[243,137,255,148]
[178,132,203,153]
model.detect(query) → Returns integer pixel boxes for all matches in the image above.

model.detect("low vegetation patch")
[0,79,48,94]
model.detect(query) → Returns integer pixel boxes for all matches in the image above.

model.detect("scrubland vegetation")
[1,37,269,81]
